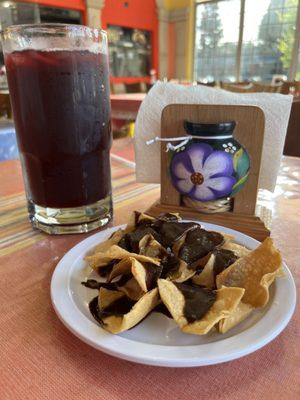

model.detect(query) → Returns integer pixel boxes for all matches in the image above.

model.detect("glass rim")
[2,23,107,37]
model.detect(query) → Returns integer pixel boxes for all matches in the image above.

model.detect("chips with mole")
[85,245,160,270]
[167,259,196,283]
[98,288,160,334]
[192,248,238,289]
[138,234,168,259]
[192,253,216,289]
[84,211,283,336]
[157,279,245,335]
[125,211,155,232]
[98,287,125,310]
[107,257,162,292]
[117,276,144,301]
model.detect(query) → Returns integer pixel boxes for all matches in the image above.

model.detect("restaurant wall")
[101,0,159,83]
[18,0,86,12]
[161,0,193,80]
[17,0,86,22]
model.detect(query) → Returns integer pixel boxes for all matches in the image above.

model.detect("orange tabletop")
[0,156,299,400]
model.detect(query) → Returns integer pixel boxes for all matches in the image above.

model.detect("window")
[194,0,241,82]
[194,0,300,82]
[241,0,298,81]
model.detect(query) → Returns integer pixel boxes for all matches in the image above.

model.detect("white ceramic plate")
[51,221,296,367]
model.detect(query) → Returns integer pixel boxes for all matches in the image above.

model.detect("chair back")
[284,100,300,157]
[220,82,254,93]
[0,92,12,118]
[251,82,283,93]
[125,82,142,93]
[281,81,300,96]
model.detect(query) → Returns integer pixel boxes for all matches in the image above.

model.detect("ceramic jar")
[169,121,250,205]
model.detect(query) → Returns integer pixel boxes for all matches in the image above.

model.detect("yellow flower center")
[190,172,204,185]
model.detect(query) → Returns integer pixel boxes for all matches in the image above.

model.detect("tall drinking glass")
[1,24,112,234]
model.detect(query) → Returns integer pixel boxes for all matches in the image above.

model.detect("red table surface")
[0,156,299,400]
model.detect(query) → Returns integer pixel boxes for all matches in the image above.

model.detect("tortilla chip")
[85,245,160,270]
[98,287,125,310]
[101,288,159,334]
[138,234,168,259]
[218,302,254,333]
[221,242,251,258]
[192,253,215,289]
[216,237,282,307]
[126,211,155,231]
[118,277,144,301]
[107,256,161,292]
[182,286,245,335]
[93,229,124,253]
[172,234,185,256]
[158,279,245,335]
[168,259,196,283]
[172,228,233,273]
[107,258,132,281]
[222,233,236,243]
[157,279,186,325]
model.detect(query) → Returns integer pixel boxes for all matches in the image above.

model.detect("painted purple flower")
[170,143,236,201]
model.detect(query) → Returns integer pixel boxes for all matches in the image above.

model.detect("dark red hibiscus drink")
[2,25,112,234]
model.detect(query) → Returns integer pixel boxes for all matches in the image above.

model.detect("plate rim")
[51,222,297,367]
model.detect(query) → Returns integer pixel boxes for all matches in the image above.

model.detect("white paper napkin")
[134,81,293,191]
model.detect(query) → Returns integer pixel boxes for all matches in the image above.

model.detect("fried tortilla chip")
[107,258,132,281]
[93,229,125,253]
[126,211,155,231]
[216,237,282,307]
[192,247,239,289]
[100,288,159,334]
[221,242,251,258]
[138,234,168,259]
[218,302,254,333]
[182,286,245,335]
[168,259,196,283]
[118,277,144,301]
[158,279,244,335]
[173,230,234,258]
[85,245,160,270]
[172,227,230,270]
[108,257,162,292]
[192,253,215,289]
[98,287,125,310]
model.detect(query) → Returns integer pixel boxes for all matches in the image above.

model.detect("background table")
[110,93,146,120]
[0,156,299,400]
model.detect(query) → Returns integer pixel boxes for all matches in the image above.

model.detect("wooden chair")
[251,82,283,93]
[125,82,142,93]
[284,100,300,157]
[197,81,216,87]
[220,82,254,93]
[0,92,12,118]
[280,81,300,96]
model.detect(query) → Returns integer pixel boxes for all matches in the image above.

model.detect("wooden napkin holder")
[146,104,271,241]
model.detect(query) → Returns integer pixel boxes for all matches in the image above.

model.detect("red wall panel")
[102,0,159,80]
[19,0,85,11]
